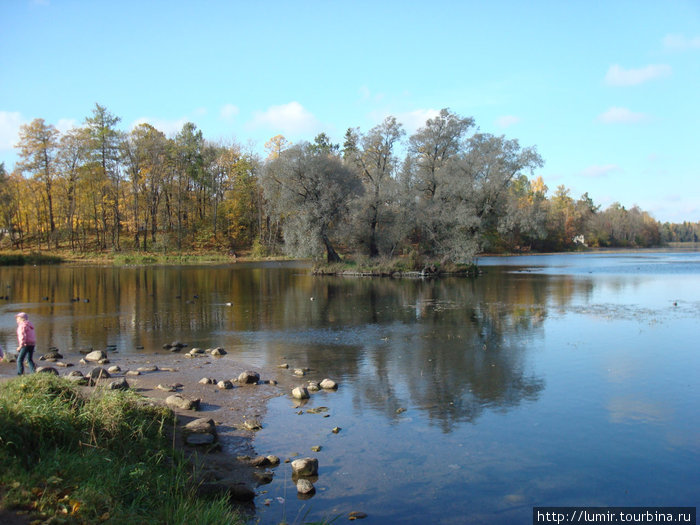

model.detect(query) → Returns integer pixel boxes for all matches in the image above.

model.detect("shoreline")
[0,348,300,516]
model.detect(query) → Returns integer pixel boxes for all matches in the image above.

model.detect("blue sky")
[1,0,699,222]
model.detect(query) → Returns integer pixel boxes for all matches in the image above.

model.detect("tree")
[264,134,291,159]
[173,122,204,249]
[431,134,543,260]
[56,128,87,250]
[15,118,60,248]
[407,108,475,199]
[216,145,260,249]
[0,163,17,246]
[499,175,548,251]
[344,116,405,257]
[82,104,123,249]
[261,142,362,262]
[122,123,170,250]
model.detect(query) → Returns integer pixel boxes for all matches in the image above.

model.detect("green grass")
[0,374,245,524]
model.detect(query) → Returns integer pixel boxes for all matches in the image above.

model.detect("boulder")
[293,368,306,376]
[107,378,129,391]
[307,381,321,392]
[296,478,315,495]
[156,384,177,392]
[137,365,158,372]
[199,377,216,385]
[125,370,141,376]
[211,347,227,356]
[291,457,318,477]
[188,348,205,355]
[87,367,111,380]
[250,455,280,467]
[184,418,216,435]
[40,350,62,361]
[242,419,262,431]
[84,350,107,362]
[217,380,233,390]
[237,370,260,384]
[165,394,200,411]
[292,386,310,400]
[67,370,84,377]
[320,378,338,390]
[36,366,59,375]
[107,365,121,374]
[65,375,91,386]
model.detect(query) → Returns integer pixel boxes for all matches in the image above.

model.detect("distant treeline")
[0,104,689,263]
[659,221,700,243]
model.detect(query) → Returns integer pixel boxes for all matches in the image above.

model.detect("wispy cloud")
[220,104,239,121]
[131,116,189,137]
[398,109,441,134]
[580,164,620,178]
[663,34,700,51]
[358,85,385,103]
[56,118,77,133]
[604,64,671,86]
[495,115,520,128]
[248,102,321,136]
[597,107,649,124]
[0,111,23,150]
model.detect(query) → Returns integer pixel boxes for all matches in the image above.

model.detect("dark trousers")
[17,345,36,375]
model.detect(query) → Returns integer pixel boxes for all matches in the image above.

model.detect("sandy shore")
[0,348,300,513]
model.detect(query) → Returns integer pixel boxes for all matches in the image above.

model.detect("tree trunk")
[322,233,341,263]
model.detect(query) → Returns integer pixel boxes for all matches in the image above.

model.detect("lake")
[1,251,698,523]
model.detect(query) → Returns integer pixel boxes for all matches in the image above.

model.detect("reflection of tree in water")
[1,264,600,431]
[277,274,555,431]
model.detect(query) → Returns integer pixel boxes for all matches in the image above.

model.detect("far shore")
[2,243,698,270]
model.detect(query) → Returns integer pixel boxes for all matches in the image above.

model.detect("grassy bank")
[0,253,64,266]
[313,255,479,277]
[0,374,244,525]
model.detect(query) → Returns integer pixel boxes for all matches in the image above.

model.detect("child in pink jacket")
[16,312,36,375]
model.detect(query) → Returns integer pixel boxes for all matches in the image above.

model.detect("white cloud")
[130,116,189,137]
[579,164,620,178]
[604,64,671,86]
[495,115,520,128]
[248,102,321,136]
[56,118,78,133]
[220,104,239,121]
[395,108,441,134]
[0,111,23,150]
[597,107,649,124]
[663,34,700,51]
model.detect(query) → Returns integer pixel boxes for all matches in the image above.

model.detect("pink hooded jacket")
[17,316,36,347]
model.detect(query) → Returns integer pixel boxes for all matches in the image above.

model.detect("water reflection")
[1,255,699,523]
[0,263,590,429]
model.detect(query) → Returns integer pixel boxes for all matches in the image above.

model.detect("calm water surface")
[1,252,698,523]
